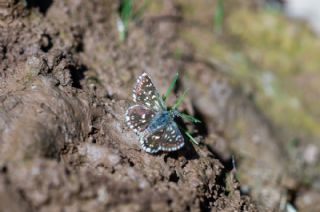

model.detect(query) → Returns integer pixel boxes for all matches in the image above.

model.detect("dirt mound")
[0,0,299,211]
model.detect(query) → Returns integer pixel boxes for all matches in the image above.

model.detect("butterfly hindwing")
[133,73,165,111]
[140,122,184,153]
[159,122,184,152]
[125,105,156,134]
[140,129,164,153]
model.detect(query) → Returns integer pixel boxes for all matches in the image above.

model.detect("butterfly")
[125,73,185,153]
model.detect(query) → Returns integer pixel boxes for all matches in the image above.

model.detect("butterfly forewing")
[125,105,156,134]
[133,73,165,111]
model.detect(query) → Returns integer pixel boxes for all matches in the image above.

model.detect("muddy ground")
[0,0,319,211]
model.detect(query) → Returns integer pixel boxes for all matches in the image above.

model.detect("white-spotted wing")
[140,129,164,153]
[125,105,155,134]
[140,122,184,153]
[132,72,165,111]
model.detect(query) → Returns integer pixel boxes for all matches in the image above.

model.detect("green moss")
[227,10,320,76]
[181,7,320,139]
[226,9,320,136]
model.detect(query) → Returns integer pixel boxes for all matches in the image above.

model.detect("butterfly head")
[169,109,180,118]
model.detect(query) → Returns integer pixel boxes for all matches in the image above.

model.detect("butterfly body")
[125,73,184,153]
[145,111,171,134]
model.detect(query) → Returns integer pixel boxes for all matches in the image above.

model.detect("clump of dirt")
[0,0,294,211]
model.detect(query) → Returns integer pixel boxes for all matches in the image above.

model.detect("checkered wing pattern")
[125,105,156,134]
[159,122,184,152]
[140,129,164,153]
[133,73,165,111]
[140,122,184,153]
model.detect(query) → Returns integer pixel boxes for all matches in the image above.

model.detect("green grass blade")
[163,72,179,102]
[120,0,132,24]
[118,0,132,41]
[177,125,200,145]
[179,112,201,123]
[185,131,199,145]
[214,0,224,33]
[172,89,188,110]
